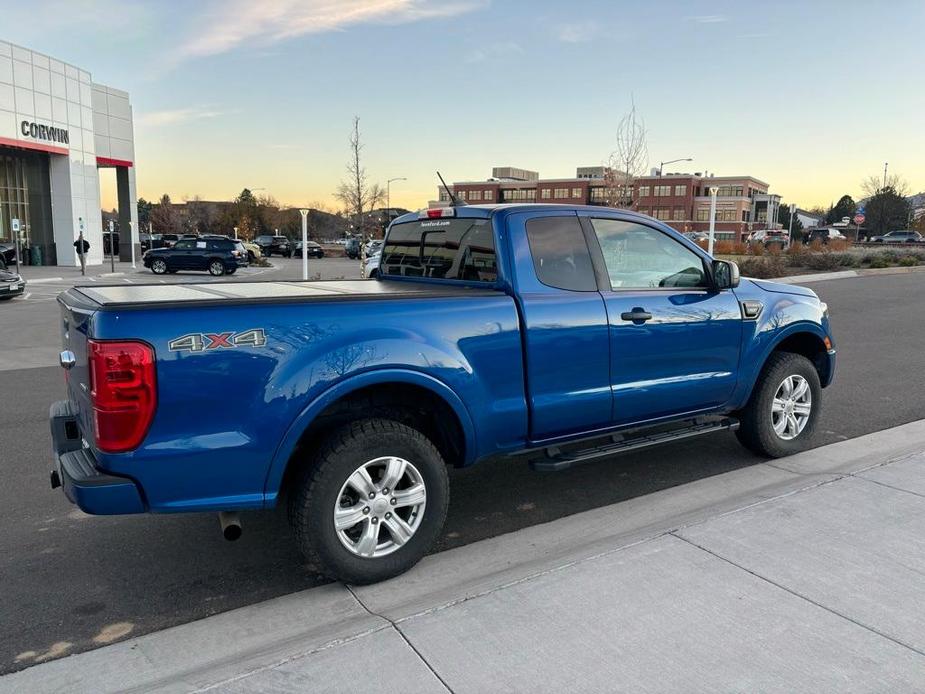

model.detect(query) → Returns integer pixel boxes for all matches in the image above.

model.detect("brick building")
[437,166,781,240]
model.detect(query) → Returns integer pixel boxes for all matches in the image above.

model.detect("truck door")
[580,215,742,425]
[507,211,612,442]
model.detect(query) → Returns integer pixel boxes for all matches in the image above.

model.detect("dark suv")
[143,238,247,276]
[255,235,292,257]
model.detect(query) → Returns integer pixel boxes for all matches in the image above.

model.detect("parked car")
[256,235,292,257]
[0,258,25,300]
[0,243,16,266]
[362,248,381,278]
[805,228,847,245]
[345,236,361,259]
[364,239,383,257]
[142,237,247,276]
[159,233,180,248]
[682,231,709,243]
[747,229,790,249]
[294,240,325,258]
[51,204,835,585]
[199,235,257,264]
[869,230,923,244]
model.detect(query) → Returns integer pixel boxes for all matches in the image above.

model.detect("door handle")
[621,309,652,323]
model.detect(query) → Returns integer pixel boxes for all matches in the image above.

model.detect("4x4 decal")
[168,328,266,352]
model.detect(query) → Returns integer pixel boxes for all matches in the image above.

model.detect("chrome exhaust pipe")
[219,511,242,541]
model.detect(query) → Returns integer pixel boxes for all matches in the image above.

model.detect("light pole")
[788,203,795,242]
[708,186,718,255]
[386,177,406,233]
[299,209,309,281]
[129,221,136,269]
[658,157,693,176]
[233,226,239,240]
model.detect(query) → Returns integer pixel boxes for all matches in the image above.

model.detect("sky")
[5,0,924,212]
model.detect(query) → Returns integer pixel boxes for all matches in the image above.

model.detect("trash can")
[30,245,42,266]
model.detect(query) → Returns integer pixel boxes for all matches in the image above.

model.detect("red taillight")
[88,340,157,453]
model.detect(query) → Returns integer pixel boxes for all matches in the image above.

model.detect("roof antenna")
[437,171,466,207]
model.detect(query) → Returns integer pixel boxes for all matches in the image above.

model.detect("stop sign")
[853,213,865,225]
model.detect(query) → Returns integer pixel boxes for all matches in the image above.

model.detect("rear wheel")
[208,259,225,276]
[288,419,449,584]
[151,258,168,275]
[735,352,821,458]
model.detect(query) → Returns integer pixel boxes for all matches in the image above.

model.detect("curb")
[4,419,925,692]
[776,264,925,285]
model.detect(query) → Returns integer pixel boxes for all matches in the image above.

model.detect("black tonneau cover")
[71,279,501,310]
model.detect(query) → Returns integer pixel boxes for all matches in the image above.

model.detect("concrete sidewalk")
[5,421,925,693]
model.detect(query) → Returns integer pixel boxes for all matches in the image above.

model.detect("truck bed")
[71,279,503,310]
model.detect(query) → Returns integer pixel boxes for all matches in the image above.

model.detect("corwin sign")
[20,120,69,146]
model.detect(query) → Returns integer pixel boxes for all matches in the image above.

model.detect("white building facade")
[0,40,137,266]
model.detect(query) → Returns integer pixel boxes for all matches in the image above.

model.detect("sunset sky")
[6,0,924,212]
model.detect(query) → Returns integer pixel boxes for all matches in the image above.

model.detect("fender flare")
[735,321,832,407]
[262,368,477,504]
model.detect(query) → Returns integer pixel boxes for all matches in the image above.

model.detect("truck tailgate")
[58,289,98,443]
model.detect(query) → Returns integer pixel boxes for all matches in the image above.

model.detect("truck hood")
[745,278,818,299]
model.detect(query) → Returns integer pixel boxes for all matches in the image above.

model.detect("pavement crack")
[848,474,925,500]
[345,584,455,694]
[670,532,925,660]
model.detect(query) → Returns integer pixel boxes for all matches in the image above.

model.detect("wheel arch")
[739,325,833,406]
[264,369,476,505]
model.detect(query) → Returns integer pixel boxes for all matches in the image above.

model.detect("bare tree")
[334,117,385,237]
[602,102,648,207]
[861,172,909,198]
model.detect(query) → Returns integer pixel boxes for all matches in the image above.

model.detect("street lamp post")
[658,157,693,176]
[233,226,239,240]
[386,177,406,233]
[299,209,309,281]
[708,186,719,255]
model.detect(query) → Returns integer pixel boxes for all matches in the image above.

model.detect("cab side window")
[526,217,597,291]
[174,240,195,250]
[590,218,707,289]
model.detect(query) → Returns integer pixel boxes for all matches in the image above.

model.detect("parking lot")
[3,269,925,673]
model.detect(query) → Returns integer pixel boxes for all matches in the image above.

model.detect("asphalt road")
[3,270,925,672]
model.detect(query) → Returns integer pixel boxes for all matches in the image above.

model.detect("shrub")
[803,253,843,271]
[738,256,787,279]
[868,256,889,268]
[898,255,918,267]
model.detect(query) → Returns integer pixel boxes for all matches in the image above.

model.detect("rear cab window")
[380,218,497,283]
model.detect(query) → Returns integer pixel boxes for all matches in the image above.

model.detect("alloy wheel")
[333,456,426,558]
[771,374,812,440]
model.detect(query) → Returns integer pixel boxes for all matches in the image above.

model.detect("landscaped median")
[703,239,925,280]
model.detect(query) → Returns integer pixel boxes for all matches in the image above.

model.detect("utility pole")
[78,217,86,276]
[708,186,718,255]
[299,209,309,281]
[883,162,889,190]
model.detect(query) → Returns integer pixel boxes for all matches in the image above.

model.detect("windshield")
[380,218,497,283]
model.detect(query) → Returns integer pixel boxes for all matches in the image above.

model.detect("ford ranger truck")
[50,204,835,584]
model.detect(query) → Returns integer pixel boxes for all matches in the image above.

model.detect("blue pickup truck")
[51,203,835,583]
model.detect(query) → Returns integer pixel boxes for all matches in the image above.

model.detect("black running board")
[529,417,739,472]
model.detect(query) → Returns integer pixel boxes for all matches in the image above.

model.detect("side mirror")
[712,259,740,289]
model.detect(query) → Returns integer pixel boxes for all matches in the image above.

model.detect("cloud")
[177,0,484,61]
[690,15,728,23]
[137,107,224,127]
[465,41,523,63]
[556,21,599,43]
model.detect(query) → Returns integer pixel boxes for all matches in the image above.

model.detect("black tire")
[288,419,449,584]
[208,259,225,276]
[247,251,256,262]
[151,258,168,275]
[735,352,821,458]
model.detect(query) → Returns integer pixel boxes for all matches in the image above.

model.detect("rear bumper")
[49,400,145,515]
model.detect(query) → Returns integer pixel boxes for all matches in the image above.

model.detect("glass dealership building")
[0,40,138,266]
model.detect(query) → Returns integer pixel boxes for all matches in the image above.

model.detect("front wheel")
[208,260,225,276]
[288,419,449,584]
[151,258,168,275]
[735,352,821,458]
